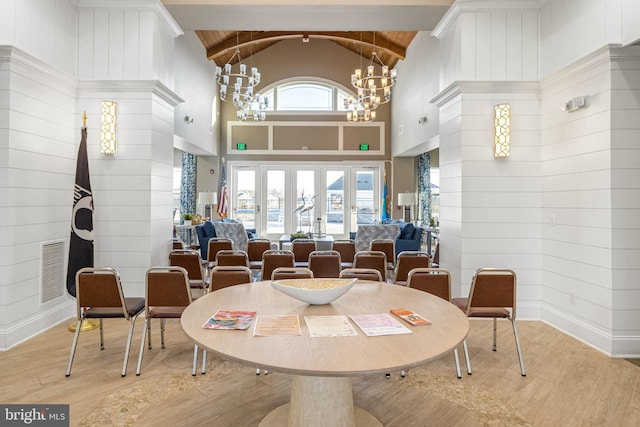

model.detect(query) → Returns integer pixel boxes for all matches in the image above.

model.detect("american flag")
[217,162,228,219]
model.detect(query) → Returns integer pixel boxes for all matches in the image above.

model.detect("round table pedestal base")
[258,376,382,427]
[259,404,381,427]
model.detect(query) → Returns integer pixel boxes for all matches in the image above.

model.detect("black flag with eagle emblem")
[66,126,94,297]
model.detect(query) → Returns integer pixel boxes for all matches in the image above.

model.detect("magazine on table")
[349,313,413,337]
[202,309,257,330]
[390,308,431,326]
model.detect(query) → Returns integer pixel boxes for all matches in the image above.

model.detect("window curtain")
[417,153,432,225]
[180,152,196,221]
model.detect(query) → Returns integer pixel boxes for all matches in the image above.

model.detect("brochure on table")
[349,313,413,337]
[304,315,359,337]
[390,308,432,326]
[202,309,257,330]
[253,315,301,336]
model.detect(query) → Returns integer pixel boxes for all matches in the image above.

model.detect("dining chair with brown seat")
[353,250,388,282]
[66,267,145,377]
[451,268,526,377]
[308,250,342,278]
[210,266,253,292]
[271,267,314,280]
[407,268,468,378]
[206,238,234,268]
[169,249,208,297]
[135,266,199,376]
[260,250,295,281]
[339,268,383,282]
[332,239,356,270]
[247,239,272,272]
[393,251,431,286]
[370,238,396,273]
[215,249,250,268]
[291,239,317,268]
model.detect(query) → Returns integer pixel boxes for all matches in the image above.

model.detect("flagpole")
[68,112,99,333]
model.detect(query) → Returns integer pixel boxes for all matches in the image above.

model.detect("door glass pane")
[236,170,256,230]
[326,171,344,234]
[295,170,315,234]
[355,171,375,227]
[266,170,285,235]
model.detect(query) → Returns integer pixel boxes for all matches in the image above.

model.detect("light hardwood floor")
[1,318,639,426]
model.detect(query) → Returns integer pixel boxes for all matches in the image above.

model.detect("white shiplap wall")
[610,48,640,355]
[0,47,77,350]
[431,83,542,316]
[539,45,637,355]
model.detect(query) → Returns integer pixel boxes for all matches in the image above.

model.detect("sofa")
[194,219,258,260]
[350,220,423,259]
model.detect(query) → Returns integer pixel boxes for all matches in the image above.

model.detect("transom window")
[262,80,351,112]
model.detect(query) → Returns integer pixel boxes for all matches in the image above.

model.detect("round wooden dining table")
[181,280,469,427]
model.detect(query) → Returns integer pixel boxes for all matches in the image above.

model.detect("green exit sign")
[236,143,247,150]
[359,144,369,151]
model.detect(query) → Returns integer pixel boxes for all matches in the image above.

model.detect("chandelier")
[215,48,263,118]
[344,95,376,123]
[236,94,268,122]
[350,51,397,107]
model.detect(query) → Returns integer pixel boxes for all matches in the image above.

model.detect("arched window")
[260,80,352,112]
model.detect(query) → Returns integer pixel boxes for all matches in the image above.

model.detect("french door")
[229,162,381,240]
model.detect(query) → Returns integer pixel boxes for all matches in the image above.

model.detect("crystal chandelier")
[215,48,262,112]
[236,94,268,122]
[350,51,397,107]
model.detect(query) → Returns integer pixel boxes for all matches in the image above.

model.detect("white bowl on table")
[271,278,357,305]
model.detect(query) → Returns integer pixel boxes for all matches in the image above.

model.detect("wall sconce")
[562,96,586,113]
[397,192,417,223]
[493,103,510,158]
[100,100,117,156]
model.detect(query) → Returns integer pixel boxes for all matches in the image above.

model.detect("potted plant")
[182,213,194,226]
[290,232,310,241]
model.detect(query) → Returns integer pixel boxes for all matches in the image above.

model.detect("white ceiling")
[162,1,453,31]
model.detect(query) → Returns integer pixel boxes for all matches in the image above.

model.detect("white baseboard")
[0,300,74,351]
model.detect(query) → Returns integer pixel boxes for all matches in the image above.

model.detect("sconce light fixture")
[493,103,510,158]
[100,100,117,156]
[562,96,587,113]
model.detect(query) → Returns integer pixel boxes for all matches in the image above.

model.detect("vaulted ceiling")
[195,30,416,68]
[163,1,454,68]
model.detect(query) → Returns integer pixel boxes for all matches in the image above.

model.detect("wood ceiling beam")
[206,31,406,63]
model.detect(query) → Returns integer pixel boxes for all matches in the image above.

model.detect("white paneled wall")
[0,47,77,349]
[433,3,539,89]
[540,46,620,354]
[539,0,623,79]
[77,1,181,87]
[76,82,181,297]
[391,31,441,157]
[610,48,640,355]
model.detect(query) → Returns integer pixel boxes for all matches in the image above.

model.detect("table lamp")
[397,192,417,223]
[198,192,217,218]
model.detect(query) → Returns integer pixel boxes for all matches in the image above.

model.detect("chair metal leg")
[161,318,166,349]
[65,320,83,377]
[511,319,526,376]
[400,370,406,378]
[146,319,152,349]
[493,318,497,351]
[99,319,105,350]
[453,348,461,379]
[121,314,139,377]
[136,318,149,376]
[201,349,207,374]
[192,345,200,376]
[462,339,471,375]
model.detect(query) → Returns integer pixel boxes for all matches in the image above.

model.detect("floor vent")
[41,240,66,305]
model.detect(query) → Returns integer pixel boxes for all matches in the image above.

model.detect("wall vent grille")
[40,240,66,305]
